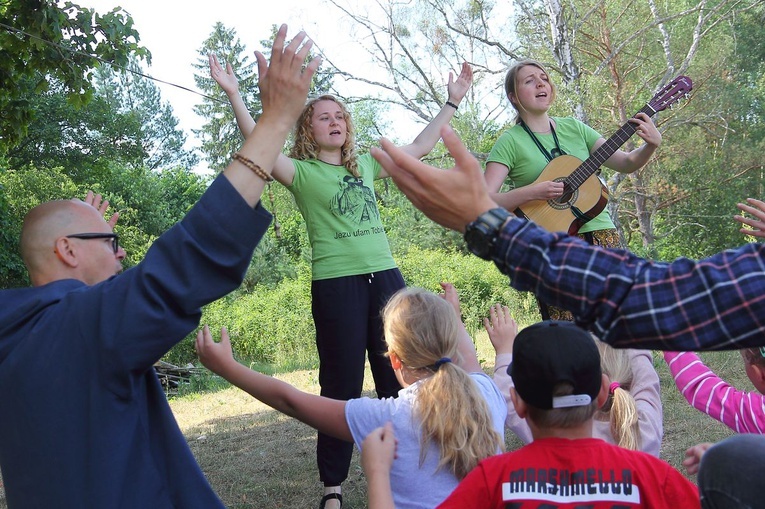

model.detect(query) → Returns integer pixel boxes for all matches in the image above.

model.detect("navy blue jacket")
[0,176,272,508]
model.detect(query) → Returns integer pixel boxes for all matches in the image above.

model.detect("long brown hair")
[288,95,359,177]
[383,288,503,479]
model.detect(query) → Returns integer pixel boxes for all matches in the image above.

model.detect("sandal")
[319,492,342,509]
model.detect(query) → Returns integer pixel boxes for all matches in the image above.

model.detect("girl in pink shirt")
[663,348,765,433]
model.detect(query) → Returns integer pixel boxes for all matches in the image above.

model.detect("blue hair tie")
[433,357,452,370]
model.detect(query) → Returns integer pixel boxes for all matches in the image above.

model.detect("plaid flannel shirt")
[492,218,765,350]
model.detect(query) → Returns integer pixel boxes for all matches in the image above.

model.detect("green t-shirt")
[486,116,614,232]
[288,153,397,280]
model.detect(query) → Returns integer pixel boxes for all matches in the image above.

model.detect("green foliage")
[192,22,259,172]
[0,0,149,151]
[166,247,540,368]
[166,267,316,369]
[396,247,539,332]
[0,180,24,287]
[94,59,199,171]
[5,79,146,179]
[347,100,390,153]
[0,161,208,286]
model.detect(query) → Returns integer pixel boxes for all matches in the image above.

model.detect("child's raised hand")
[439,282,462,319]
[735,198,765,239]
[361,422,398,477]
[483,304,517,356]
[195,325,235,375]
[682,442,713,476]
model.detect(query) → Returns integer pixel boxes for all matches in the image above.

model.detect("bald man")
[0,24,319,509]
[20,196,125,286]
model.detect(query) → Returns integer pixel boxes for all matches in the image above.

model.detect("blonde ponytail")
[596,342,641,451]
[383,288,503,479]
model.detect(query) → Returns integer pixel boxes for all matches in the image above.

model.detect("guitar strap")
[519,120,566,162]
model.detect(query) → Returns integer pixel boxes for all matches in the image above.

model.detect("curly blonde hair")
[382,288,503,480]
[288,95,359,177]
[503,59,558,123]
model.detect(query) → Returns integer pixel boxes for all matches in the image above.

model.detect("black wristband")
[445,100,459,110]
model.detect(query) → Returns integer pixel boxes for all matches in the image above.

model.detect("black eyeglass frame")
[65,233,120,254]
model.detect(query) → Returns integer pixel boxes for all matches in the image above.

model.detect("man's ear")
[53,237,79,268]
[510,387,528,419]
[596,373,610,408]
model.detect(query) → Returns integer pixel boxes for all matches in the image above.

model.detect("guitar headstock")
[648,76,693,113]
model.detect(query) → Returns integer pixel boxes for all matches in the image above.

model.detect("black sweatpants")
[311,268,405,486]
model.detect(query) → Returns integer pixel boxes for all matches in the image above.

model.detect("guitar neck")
[567,103,656,189]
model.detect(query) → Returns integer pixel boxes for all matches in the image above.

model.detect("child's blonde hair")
[596,341,641,451]
[382,288,503,479]
[288,95,360,177]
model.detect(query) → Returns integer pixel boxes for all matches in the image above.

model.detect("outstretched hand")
[447,62,473,104]
[682,442,713,476]
[254,24,320,126]
[195,325,235,376]
[209,54,239,96]
[371,125,499,232]
[483,304,517,356]
[439,282,462,318]
[735,198,765,239]
[82,191,119,229]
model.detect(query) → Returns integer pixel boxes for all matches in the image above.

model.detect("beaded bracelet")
[445,100,459,110]
[232,153,274,182]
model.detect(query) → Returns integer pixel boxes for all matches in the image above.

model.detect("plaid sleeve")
[493,218,765,351]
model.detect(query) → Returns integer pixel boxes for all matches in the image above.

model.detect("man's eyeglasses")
[66,233,120,254]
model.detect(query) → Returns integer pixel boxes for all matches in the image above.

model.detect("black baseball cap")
[508,320,602,410]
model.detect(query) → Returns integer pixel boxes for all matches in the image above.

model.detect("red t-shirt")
[438,437,699,508]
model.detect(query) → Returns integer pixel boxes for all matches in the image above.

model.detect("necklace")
[519,120,566,162]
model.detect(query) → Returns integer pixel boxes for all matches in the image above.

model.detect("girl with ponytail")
[595,342,662,455]
[486,304,662,456]
[195,284,506,509]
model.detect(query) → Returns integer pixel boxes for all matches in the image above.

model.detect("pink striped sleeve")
[663,351,765,434]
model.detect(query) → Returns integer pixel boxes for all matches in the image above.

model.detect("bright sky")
[81,0,372,173]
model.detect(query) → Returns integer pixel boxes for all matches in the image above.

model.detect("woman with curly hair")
[210,53,472,508]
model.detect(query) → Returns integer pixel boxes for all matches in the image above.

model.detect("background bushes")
[166,247,540,369]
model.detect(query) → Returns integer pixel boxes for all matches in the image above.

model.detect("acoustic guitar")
[515,76,693,235]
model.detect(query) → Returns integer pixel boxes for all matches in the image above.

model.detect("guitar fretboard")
[565,103,657,190]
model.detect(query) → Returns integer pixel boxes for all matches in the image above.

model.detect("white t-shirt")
[346,372,507,509]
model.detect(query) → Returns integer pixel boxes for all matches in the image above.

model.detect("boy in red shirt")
[438,321,699,509]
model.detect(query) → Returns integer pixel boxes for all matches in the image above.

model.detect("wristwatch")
[463,208,512,260]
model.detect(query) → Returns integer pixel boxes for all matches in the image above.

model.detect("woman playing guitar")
[484,60,662,320]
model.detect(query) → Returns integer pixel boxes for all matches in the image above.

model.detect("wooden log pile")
[153,360,204,396]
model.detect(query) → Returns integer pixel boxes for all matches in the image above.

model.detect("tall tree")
[0,0,148,151]
[94,59,199,171]
[192,22,259,172]
[5,78,146,183]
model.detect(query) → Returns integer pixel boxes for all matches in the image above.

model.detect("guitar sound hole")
[549,189,577,210]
